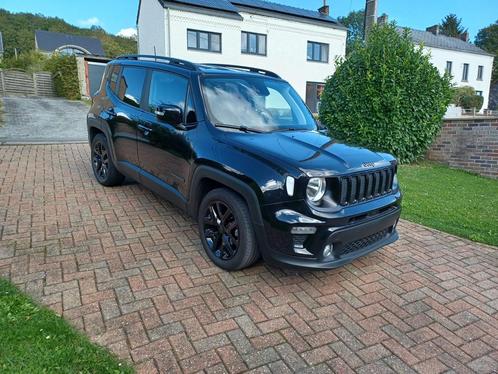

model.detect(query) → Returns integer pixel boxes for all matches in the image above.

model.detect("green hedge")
[319,23,452,163]
[45,55,81,100]
[461,95,484,110]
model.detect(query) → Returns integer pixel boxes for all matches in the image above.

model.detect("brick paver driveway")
[1,144,497,374]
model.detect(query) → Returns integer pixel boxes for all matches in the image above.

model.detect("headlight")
[392,174,399,190]
[306,177,326,203]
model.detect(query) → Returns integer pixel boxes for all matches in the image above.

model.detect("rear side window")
[108,65,121,94]
[118,67,146,108]
[148,70,188,113]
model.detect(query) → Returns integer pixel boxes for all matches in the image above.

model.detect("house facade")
[137,0,347,112]
[406,26,494,111]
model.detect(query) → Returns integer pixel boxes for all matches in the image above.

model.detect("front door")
[305,82,325,114]
[137,69,194,201]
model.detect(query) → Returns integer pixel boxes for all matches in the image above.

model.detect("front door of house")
[305,82,325,114]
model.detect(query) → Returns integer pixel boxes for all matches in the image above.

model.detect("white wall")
[137,0,167,56]
[138,1,347,101]
[424,46,494,110]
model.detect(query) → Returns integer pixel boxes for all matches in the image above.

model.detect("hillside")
[0,9,136,58]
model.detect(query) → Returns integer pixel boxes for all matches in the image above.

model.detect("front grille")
[334,165,396,206]
[336,228,389,257]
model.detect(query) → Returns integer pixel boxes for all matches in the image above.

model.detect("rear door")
[107,65,147,170]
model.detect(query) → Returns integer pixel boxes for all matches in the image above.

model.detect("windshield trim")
[199,74,318,133]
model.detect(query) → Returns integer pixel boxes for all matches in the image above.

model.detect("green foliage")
[399,162,498,247]
[319,23,452,163]
[45,54,81,100]
[440,14,467,37]
[460,95,484,111]
[475,20,498,83]
[0,278,133,373]
[451,85,475,105]
[0,9,136,58]
[337,10,365,54]
[0,51,48,72]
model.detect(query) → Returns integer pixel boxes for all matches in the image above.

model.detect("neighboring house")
[137,0,347,112]
[401,25,494,111]
[35,30,105,56]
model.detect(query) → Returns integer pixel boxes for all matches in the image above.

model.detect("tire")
[198,188,260,270]
[91,133,124,186]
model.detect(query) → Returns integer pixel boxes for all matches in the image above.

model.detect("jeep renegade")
[87,55,402,270]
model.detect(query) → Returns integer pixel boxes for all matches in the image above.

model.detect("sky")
[0,0,496,40]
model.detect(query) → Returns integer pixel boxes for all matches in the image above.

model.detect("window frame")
[477,65,484,81]
[241,31,267,56]
[307,41,329,63]
[462,63,469,82]
[476,90,483,97]
[445,61,453,75]
[187,29,222,53]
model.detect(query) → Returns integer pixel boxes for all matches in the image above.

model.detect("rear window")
[108,65,121,94]
[117,66,146,108]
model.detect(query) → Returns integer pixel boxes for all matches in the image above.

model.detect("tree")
[319,23,452,163]
[440,14,466,37]
[338,10,365,54]
[475,20,498,83]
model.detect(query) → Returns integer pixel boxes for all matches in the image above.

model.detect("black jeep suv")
[87,55,402,270]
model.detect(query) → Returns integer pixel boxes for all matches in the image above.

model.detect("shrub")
[319,23,452,163]
[45,54,81,100]
[0,51,48,72]
[451,86,475,106]
[460,94,484,110]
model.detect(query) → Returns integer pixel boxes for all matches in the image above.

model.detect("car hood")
[222,130,394,176]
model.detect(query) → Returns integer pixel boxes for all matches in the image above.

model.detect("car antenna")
[153,46,157,62]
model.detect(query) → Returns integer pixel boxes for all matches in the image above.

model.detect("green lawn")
[0,279,133,374]
[398,162,498,247]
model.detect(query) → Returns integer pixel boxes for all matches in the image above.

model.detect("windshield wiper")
[214,123,264,133]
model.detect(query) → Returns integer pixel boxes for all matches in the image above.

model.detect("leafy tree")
[475,20,498,83]
[440,14,466,38]
[319,23,452,163]
[0,9,136,58]
[338,10,365,54]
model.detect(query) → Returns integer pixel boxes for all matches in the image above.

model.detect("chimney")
[377,13,388,25]
[426,25,440,36]
[459,31,469,42]
[318,0,329,16]
[364,0,378,40]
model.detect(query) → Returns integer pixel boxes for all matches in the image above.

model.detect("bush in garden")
[319,23,453,163]
[45,54,81,100]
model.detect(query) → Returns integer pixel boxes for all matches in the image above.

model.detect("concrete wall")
[428,117,498,179]
[424,46,494,111]
[137,1,347,101]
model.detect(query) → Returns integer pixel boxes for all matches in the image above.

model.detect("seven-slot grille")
[336,165,396,206]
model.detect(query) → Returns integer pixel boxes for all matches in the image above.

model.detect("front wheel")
[198,188,259,270]
[91,133,124,186]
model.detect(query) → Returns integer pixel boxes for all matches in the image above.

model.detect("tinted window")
[148,70,188,114]
[186,89,197,124]
[118,67,146,108]
[109,65,121,94]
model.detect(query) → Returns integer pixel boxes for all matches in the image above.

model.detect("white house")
[404,26,495,111]
[137,0,347,112]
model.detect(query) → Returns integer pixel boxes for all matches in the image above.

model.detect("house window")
[462,63,469,82]
[445,61,453,75]
[241,32,267,56]
[476,90,483,96]
[187,29,221,53]
[307,41,329,63]
[477,65,484,81]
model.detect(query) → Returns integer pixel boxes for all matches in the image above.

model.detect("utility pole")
[364,0,378,40]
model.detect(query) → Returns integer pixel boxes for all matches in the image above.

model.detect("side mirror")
[155,105,184,128]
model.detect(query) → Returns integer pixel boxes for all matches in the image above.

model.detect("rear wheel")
[198,188,259,270]
[91,133,124,186]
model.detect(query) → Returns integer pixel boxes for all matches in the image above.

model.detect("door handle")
[138,124,152,135]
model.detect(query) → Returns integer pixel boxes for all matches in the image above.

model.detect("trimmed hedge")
[319,23,452,163]
[45,54,80,100]
[461,95,484,110]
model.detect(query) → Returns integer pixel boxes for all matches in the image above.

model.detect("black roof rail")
[202,64,281,78]
[116,54,198,71]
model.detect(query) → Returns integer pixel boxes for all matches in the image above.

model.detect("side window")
[148,70,188,115]
[109,65,121,94]
[118,67,146,108]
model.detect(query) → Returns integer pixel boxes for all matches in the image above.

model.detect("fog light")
[323,244,333,258]
[291,227,317,235]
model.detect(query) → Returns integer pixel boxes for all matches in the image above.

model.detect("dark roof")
[35,30,105,56]
[160,0,344,28]
[400,27,494,57]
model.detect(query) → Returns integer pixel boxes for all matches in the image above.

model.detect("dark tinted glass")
[109,65,121,94]
[118,67,146,108]
[148,70,188,113]
[186,89,197,124]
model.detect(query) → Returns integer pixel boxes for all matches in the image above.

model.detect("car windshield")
[201,76,317,132]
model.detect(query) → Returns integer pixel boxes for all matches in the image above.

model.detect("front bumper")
[256,195,401,270]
